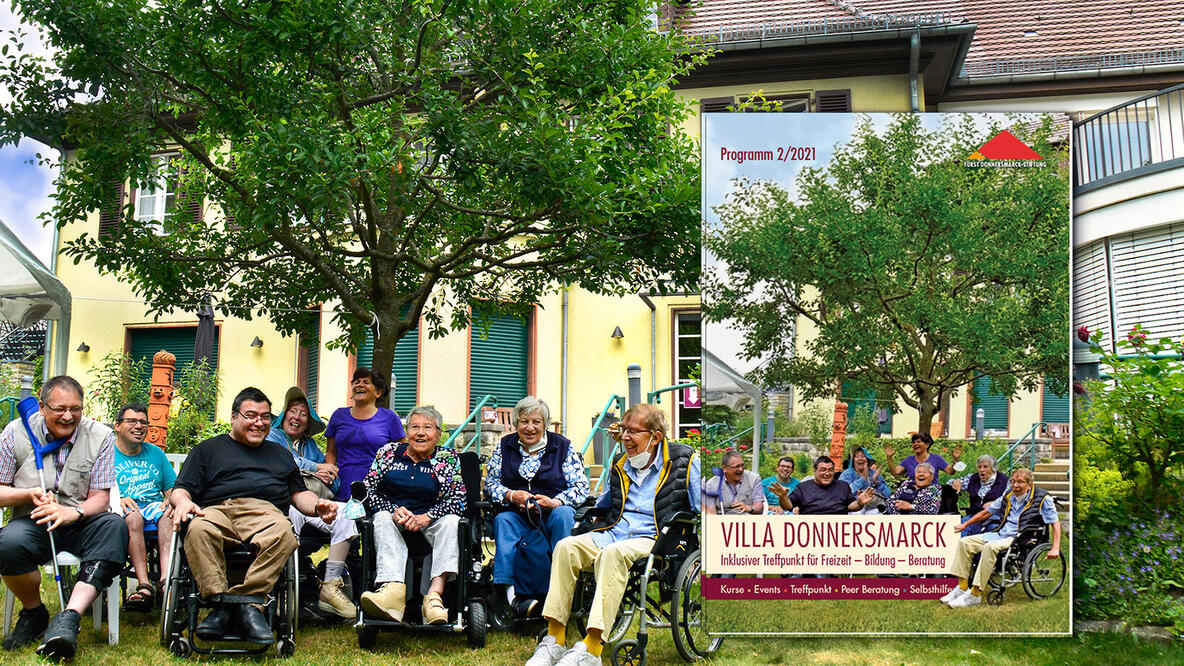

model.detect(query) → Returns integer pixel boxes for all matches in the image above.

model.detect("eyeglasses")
[618,427,654,438]
[119,418,150,426]
[44,405,83,416]
[235,411,274,423]
[723,462,744,471]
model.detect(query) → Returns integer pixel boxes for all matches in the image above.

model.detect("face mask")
[523,438,546,454]
[628,436,655,469]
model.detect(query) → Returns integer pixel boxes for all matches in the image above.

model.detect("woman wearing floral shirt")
[882,462,942,515]
[358,405,465,625]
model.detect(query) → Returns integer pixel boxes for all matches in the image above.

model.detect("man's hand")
[31,499,78,532]
[171,496,204,529]
[1046,547,1061,560]
[768,482,788,499]
[29,487,55,506]
[404,513,431,532]
[730,500,750,513]
[954,522,967,532]
[857,487,875,507]
[120,497,140,514]
[883,444,896,460]
[315,499,337,523]
[532,495,561,510]
[769,507,784,515]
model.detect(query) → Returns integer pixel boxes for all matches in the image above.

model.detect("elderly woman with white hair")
[485,397,588,617]
[950,454,1008,535]
[358,405,465,625]
[881,462,942,515]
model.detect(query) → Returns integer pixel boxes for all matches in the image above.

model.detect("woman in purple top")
[882,432,962,481]
[325,367,406,501]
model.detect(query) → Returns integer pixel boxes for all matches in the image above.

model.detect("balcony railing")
[1074,83,1184,192]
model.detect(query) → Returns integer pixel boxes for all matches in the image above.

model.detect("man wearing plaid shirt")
[0,376,127,661]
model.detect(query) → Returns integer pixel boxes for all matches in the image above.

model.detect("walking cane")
[16,396,70,612]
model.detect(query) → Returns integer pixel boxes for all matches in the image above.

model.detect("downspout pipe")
[639,294,657,395]
[910,31,920,112]
[561,289,569,434]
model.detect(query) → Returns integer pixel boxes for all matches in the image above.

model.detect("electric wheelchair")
[981,518,1067,605]
[561,508,723,665]
[159,520,299,657]
[353,450,489,649]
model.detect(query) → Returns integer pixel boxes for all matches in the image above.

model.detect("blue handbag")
[512,500,552,599]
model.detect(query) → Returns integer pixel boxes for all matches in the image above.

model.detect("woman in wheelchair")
[942,468,1062,608]
[881,462,941,515]
[949,454,1008,535]
[486,397,588,618]
[358,405,465,625]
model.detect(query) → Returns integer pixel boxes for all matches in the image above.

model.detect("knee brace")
[77,559,121,589]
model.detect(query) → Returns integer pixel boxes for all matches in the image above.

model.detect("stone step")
[1034,472,1070,482]
[1037,481,1071,492]
[1035,462,1070,472]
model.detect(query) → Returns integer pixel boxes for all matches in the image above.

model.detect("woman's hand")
[532,495,561,509]
[404,513,431,532]
[895,500,914,511]
[508,489,531,507]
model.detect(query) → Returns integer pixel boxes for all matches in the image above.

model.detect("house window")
[135,153,179,228]
[971,375,1009,436]
[673,311,701,439]
[469,307,529,411]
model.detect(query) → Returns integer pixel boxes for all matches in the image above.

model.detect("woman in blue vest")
[485,397,588,617]
[950,454,1008,535]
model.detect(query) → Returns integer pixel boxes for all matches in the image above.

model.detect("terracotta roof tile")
[678,0,1184,76]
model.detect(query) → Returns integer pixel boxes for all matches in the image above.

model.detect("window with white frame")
[135,153,179,228]
[673,311,701,439]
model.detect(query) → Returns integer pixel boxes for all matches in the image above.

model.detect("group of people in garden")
[703,431,1061,608]
[0,370,700,666]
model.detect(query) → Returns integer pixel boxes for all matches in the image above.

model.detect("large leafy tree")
[1,0,704,406]
[705,114,1068,433]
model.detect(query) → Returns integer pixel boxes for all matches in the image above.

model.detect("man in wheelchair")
[942,467,1061,608]
[169,387,338,645]
[526,403,700,666]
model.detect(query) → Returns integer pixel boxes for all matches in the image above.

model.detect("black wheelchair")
[981,521,1067,605]
[353,450,488,649]
[562,509,723,666]
[159,520,299,657]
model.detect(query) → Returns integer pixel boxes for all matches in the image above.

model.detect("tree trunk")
[368,306,413,411]
[916,390,937,437]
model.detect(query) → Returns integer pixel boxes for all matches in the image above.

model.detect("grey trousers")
[373,512,461,585]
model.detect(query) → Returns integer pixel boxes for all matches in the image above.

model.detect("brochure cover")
[699,112,1072,636]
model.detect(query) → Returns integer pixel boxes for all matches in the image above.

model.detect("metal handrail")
[999,422,1046,474]
[647,382,696,404]
[443,394,498,453]
[582,394,625,457]
[0,396,17,424]
[712,425,755,450]
[595,441,622,494]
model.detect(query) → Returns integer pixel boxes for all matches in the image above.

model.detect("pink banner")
[702,577,958,600]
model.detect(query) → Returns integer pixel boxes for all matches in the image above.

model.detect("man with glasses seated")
[112,402,176,611]
[170,387,338,645]
[0,375,128,661]
[703,449,763,515]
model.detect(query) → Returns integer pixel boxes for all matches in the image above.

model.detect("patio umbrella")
[704,348,763,469]
[0,219,70,377]
[193,300,216,369]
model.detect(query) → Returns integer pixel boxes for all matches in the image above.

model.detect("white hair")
[407,405,443,429]
[512,396,550,427]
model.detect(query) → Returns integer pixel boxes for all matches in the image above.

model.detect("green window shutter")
[128,327,220,418]
[470,309,528,410]
[1041,375,1070,424]
[305,315,320,413]
[357,324,419,417]
[972,375,1010,433]
[840,382,892,435]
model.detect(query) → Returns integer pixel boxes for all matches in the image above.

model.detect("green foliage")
[166,358,222,453]
[704,113,1069,433]
[0,364,20,429]
[1078,326,1184,503]
[782,402,831,447]
[3,0,709,408]
[86,351,149,422]
[1076,507,1184,632]
[32,355,43,396]
[194,419,232,445]
[1074,432,1134,523]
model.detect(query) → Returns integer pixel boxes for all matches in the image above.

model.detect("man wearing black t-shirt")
[770,456,874,515]
[171,387,337,645]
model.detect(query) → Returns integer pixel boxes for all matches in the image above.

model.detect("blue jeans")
[492,504,576,585]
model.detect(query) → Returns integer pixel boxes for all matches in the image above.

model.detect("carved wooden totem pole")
[147,350,177,448]
[830,397,848,468]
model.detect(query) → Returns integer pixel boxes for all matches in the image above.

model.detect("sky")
[1,6,57,266]
[701,112,1038,382]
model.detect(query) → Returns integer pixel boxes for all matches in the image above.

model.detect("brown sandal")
[127,582,155,611]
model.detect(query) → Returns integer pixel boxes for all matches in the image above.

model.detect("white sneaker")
[950,591,983,608]
[939,586,967,605]
[526,635,568,666]
[555,643,600,666]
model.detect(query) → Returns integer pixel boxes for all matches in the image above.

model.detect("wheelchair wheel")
[169,637,192,658]
[467,600,488,649]
[610,638,646,666]
[671,550,722,661]
[283,556,299,635]
[160,532,186,646]
[357,625,378,650]
[1021,543,1066,600]
[986,588,1005,606]
[604,598,635,645]
[276,638,295,658]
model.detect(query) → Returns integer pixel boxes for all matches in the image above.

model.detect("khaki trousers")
[184,497,298,599]
[951,534,1015,590]
[541,532,654,633]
